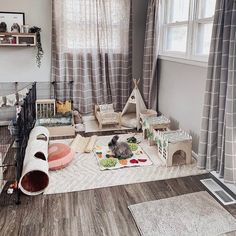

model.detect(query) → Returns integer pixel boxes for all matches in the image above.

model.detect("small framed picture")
[0,12,25,33]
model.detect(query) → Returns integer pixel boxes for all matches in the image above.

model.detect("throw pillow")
[56,100,72,114]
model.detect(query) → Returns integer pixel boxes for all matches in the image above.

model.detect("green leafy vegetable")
[128,143,138,151]
[100,158,118,167]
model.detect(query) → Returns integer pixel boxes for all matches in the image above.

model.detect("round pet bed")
[48,143,75,170]
[121,113,138,128]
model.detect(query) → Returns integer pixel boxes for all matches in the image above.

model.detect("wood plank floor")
[1,126,236,236]
[1,173,236,236]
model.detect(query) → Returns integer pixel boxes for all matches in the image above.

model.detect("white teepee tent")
[121,79,147,130]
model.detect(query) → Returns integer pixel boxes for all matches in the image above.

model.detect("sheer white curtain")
[52,0,132,113]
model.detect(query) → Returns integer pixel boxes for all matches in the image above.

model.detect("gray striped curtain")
[198,0,236,183]
[51,0,132,114]
[142,0,159,109]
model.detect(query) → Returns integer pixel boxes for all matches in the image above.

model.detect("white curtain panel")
[51,0,133,114]
[198,0,236,183]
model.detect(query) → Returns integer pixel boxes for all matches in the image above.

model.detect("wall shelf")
[0,33,36,47]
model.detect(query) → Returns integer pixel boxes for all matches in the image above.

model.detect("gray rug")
[129,191,236,236]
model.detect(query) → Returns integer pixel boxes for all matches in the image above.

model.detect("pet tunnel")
[19,126,50,196]
[29,126,49,142]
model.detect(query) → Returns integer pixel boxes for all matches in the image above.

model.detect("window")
[160,0,216,62]
[63,0,130,52]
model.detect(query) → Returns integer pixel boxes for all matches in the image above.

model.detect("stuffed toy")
[73,110,82,124]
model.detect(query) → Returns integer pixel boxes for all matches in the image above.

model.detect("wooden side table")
[142,115,170,146]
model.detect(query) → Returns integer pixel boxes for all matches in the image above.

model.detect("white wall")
[158,59,207,152]
[0,0,52,82]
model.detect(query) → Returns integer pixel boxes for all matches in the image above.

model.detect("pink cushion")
[48,143,75,170]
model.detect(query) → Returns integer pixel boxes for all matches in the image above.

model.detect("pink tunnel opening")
[20,170,49,193]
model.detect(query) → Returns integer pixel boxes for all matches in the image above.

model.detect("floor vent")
[200,178,236,205]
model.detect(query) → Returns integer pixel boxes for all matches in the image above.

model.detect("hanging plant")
[29,26,44,68]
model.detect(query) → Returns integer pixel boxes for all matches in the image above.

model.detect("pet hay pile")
[70,134,97,153]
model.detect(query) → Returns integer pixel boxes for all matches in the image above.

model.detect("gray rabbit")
[108,135,133,159]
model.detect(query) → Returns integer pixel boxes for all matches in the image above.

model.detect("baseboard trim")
[0,121,10,126]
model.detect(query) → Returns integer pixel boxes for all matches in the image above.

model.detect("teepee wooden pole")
[133,78,140,88]
[137,78,140,85]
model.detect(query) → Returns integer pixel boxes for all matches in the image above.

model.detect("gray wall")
[0,0,52,82]
[158,59,207,152]
[132,0,148,80]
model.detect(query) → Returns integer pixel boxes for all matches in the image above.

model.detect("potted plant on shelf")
[29,26,44,68]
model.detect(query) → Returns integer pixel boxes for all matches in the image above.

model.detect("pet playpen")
[0,81,75,203]
[14,82,37,203]
[0,83,37,204]
[0,125,14,204]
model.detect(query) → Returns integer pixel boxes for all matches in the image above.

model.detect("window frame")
[159,0,215,64]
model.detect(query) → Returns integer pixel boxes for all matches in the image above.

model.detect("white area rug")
[84,118,132,133]
[44,133,207,195]
[129,191,236,236]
